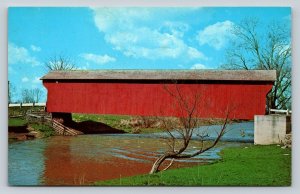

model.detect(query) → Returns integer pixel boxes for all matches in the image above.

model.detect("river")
[8,122,253,186]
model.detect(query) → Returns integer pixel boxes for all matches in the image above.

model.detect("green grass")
[94,145,291,186]
[73,113,130,125]
[72,114,242,134]
[30,123,55,138]
[8,118,28,127]
[8,106,44,117]
[8,117,55,138]
[72,113,163,133]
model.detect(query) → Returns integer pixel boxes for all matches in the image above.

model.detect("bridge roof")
[41,70,276,82]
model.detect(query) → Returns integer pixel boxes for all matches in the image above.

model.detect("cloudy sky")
[8,7,291,102]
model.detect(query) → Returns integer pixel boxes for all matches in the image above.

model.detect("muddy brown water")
[9,134,250,186]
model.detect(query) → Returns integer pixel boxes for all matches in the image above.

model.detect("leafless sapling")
[149,83,230,174]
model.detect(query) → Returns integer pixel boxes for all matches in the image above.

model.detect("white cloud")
[91,8,206,60]
[197,20,235,50]
[77,62,90,70]
[22,77,29,82]
[187,47,208,60]
[191,63,207,69]
[8,43,41,66]
[32,77,41,84]
[160,21,189,38]
[80,53,116,64]
[30,45,41,52]
[92,8,151,33]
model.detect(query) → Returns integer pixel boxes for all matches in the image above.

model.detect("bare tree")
[21,88,43,103]
[22,89,35,103]
[222,18,291,110]
[34,88,43,103]
[8,81,16,104]
[44,55,76,71]
[149,84,230,174]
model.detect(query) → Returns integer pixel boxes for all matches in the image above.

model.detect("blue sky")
[8,7,291,102]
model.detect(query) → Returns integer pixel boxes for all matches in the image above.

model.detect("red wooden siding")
[43,82,273,120]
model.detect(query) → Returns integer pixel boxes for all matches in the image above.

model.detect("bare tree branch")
[149,83,230,174]
[223,18,291,110]
[44,55,76,71]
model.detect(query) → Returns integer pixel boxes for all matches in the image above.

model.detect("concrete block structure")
[254,115,291,145]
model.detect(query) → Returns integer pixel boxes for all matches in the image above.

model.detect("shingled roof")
[41,70,276,82]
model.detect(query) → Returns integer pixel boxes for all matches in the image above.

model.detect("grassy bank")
[95,145,291,186]
[8,117,55,138]
[9,107,55,138]
[72,113,163,133]
[72,113,229,134]
[30,123,55,138]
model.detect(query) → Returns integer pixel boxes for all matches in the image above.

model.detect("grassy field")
[8,106,44,117]
[73,113,130,127]
[8,118,28,127]
[95,145,291,186]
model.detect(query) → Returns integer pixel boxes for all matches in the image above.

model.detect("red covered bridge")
[41,70,276,120]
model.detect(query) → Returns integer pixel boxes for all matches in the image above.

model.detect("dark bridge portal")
[41,70,276,120]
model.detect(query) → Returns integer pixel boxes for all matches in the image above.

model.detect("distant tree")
[8,81,16,104]
[22,89,34,103]
[33,88,43,103]
[21,88,43,103]
[222,18,291,110]
[149,83,230,174]
[44,55,76,71]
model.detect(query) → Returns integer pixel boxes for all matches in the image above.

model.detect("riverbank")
[9,118,54,140]
[9,105,244,137]
[94,145,291,186]
[8,114,231,140]
[72,113,235,134]
[9,107,54,140]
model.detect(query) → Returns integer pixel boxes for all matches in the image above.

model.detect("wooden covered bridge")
[41,70,276,121]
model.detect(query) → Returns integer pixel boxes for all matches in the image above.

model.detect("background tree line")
[8,81,43,104]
